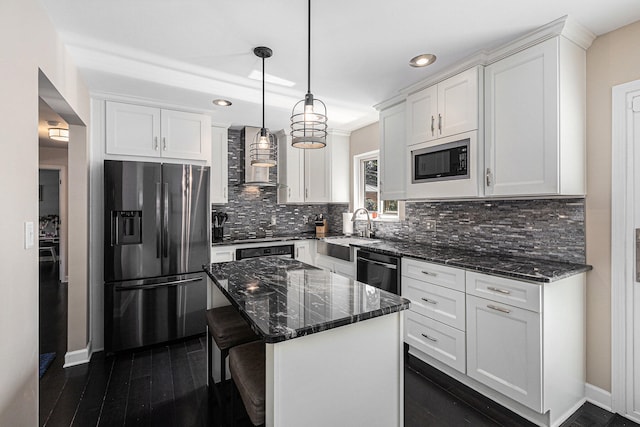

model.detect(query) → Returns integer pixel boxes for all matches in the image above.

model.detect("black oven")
[412,138,469,183]
[356,250,400,295]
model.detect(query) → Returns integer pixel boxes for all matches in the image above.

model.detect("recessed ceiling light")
[409,54,437,68]
[212,99,232,107]
[248,70,295,87]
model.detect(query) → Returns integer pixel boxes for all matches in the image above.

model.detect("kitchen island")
[204,257,410,427]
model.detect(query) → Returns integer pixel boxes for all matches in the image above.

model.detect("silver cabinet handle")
[430,116,435,136]
[305,188,309,199]
[487,304,511,314]
[296,248,299,258]
[154,137,159,150]
[288,188,291,198]
[486,168,492,187]
[163,137,167,151]
[421,333,438,342]
[438,113,442,134]
[487,286,511,295]
[223,187,227,199]
[421,297,438,305]
[421,270,437,277]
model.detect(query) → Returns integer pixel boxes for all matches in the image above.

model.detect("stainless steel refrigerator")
[104,160,210,352]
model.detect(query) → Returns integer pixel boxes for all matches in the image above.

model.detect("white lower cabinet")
[314,253,355,280]
[211,246,236,263]
[405,310,466,373]
[466,294,542,411]
[403,260,586,427]
[294,241,315,265]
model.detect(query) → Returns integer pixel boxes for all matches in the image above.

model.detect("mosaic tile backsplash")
[213,129,585,264]
[211,129,347,239]
[359,199,586,264]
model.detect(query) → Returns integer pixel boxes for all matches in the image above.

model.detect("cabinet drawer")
[466,272,541,312]
[405,311,466,374]
[403,276,465,330]
[402,258,465,292]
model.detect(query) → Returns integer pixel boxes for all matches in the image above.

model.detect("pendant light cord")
[262,55,265,130]
[307,0,311,95]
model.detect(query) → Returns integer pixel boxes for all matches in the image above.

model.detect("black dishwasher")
[356,250,401,295]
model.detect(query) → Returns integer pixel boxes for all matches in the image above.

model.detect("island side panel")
[207,277,232,383]
[266,312,404,427]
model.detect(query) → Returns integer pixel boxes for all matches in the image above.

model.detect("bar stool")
[229,341,266,426]
[206,306,259,391]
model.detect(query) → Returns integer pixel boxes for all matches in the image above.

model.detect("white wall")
[0,1,89,424]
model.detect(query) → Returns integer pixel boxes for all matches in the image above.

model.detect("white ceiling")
[39,0,640,133]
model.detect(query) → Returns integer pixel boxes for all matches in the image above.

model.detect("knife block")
[315,219,328,237]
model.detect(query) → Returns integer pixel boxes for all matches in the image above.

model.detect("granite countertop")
[348,240,592,283]
[204,257,410,343]
[211,231,343,246]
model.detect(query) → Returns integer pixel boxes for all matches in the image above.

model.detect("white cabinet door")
[278,134,304,203]
[406,85,438,145]
[294,241,314,265]
[210,126,228,204]
[305,147,330,203]
[484,38,559,196]
[379,102,406,200]
[466,294,542,412]
[106,102,160,157]
[438,67,479,138]
[161,109,211,161]
[211,246,236,262]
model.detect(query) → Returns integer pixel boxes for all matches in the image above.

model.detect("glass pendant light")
[290,0,327,149]
[250,46,277,167]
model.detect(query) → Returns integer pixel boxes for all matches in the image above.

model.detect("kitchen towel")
[342,213,353,235]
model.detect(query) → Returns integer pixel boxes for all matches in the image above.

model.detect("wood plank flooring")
[39,263,640,427]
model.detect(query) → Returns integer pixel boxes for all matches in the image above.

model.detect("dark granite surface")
[204,257,410,343]
[350,240,592,283]
[211,231,343,246]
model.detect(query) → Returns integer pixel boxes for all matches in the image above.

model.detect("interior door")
[162,163,210,275]
[631,92,640,422]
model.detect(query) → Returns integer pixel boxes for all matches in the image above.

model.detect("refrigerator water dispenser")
[112,210,142,245]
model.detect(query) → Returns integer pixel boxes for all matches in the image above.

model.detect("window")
[354,150,403,220]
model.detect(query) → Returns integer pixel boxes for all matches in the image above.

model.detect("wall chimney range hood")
[242,127,277,187]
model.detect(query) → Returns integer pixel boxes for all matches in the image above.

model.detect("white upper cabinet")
[106,101,211,162]
[379,102,406,200]
[210,125,229,204]
[484,36,586,196]
[278,131,350,204]
[406,67,480,145]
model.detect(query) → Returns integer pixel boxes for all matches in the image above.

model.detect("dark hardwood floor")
[39,262,640,426]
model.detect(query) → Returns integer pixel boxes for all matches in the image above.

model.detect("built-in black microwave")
[411,138,470,183]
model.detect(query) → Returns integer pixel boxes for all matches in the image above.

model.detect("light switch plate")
[425,220,436,231]
[25,221,34,249]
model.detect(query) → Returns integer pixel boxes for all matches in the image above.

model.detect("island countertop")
[204,257,410,343]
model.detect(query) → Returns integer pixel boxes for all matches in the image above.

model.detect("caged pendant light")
[250,46,277,167]
[290,0,327,149]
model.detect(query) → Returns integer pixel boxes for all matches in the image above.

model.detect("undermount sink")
[316,237,381,262]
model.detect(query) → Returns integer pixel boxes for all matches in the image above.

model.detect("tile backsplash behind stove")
[211,129,346,239]
[214,129,585,264]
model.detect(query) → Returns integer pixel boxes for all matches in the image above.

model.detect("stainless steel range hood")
[242,127,277,187]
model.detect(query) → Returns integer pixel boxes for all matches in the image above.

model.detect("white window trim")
[352,150,404,222]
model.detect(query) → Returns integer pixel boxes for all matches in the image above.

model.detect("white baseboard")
[585,383,612,412]
[64,341,92,368]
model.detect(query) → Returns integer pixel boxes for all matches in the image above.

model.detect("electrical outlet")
[271,215,277,226]
[425,220,436,231]
[302,215,308,225]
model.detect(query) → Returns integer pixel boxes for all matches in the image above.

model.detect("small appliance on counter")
[212,212,228,242]
[315,214,328,237]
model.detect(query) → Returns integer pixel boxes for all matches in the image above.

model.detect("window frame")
[353,150,404,221]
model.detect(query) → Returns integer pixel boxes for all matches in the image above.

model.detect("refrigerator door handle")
[163,183,169,258]
[115,276,202,291]
[156,183,161,258]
